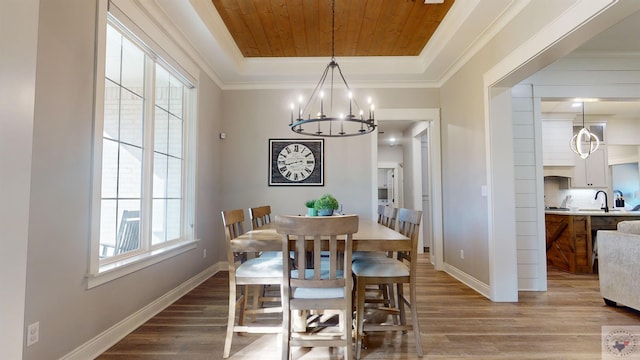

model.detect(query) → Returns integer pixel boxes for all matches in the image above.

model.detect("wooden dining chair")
[376,204,386,224]
[353,206,396,261]
[353,206,399,312]
[351,208,423,359]
[221,209,284,359]
[248,205,283,310]
[380,206,398,229]
[275,214,359,360]
[249,205,272,230]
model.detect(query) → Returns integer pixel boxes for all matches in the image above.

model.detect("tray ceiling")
[210,0,454,58]
[149,0,518,87]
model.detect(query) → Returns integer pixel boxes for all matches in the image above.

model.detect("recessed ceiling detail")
[211,0,454,58]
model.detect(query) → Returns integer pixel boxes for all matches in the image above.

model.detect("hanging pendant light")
[569,101,599,159]
[288,0,376,137]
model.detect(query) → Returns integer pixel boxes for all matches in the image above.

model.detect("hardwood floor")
[98,255,640,359]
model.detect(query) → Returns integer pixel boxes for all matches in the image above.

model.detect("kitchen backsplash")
[544,178,616,209]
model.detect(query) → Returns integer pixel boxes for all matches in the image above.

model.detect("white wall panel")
[517,235,538,250]
[512,85,546,292]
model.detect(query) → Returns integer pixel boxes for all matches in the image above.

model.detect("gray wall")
[1,0,39,358]
[22,1,223,359]
[440,61,491,283]
[218,88,439,222]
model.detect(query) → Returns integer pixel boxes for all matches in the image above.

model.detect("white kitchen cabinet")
[571,146,608,188]
[542,119,574,166]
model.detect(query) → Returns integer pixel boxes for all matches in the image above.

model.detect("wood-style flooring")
[98,254,640,359]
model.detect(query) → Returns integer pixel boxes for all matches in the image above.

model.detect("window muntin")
[100,25,144,258]
[151,64,185,247]
[96,19,193,266]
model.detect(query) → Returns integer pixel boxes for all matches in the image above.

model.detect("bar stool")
[221,209,283,358]
[352,208,424,359]
[275,214,358,360]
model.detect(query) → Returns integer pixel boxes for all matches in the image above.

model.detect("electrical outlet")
[460,250,464,259]
[27,322,39,346]
[203,249,207,258]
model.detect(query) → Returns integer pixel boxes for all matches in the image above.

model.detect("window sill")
[87,239,198,289]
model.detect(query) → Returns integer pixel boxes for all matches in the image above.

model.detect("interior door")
[386,169,395,206]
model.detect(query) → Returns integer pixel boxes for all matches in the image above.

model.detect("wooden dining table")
[231,215,411,334]
[231,216,410,253]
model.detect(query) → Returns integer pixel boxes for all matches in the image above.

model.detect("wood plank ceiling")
[211,0,455,58]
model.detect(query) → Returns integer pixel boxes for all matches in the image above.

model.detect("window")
[90,8,196,286]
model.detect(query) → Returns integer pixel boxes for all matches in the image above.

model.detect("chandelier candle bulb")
[290,103,294,124]
[298,96,303,120]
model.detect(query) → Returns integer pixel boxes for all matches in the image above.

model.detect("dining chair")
[376,204,385,224]
[275,214,359,360]
[353,206,396,261]
[249,205,272,229]
[221,209,284,359]
[381,206,398,229]
[248,205,283,310]
[353,206,399,312]
[380,206,398,258]
[351,208,423,359]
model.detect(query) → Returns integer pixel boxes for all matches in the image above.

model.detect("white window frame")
[88,0,198,288]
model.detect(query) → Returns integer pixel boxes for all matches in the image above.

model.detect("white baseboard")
[60,261,227,360]
[442,262,491,300]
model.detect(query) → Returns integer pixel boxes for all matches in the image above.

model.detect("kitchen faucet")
[595,190,609,212]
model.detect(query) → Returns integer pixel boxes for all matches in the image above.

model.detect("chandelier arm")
[301,64,331,117]
[333,62,363,112]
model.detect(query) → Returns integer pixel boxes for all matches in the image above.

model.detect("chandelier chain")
[331,0,335,59]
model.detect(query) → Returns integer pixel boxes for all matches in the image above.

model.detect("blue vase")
[307,207,318,216]
[318,208,333,216]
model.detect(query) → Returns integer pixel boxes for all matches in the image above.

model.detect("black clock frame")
[269,138,324,186]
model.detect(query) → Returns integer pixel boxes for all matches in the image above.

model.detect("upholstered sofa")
[597,220,640,311]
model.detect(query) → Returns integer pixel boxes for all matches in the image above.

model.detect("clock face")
[269,139,323,186]
[277,143,315,182]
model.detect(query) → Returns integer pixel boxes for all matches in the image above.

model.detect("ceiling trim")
[436,0,532,87]
[134,0,222,85]
[144,0,533,90]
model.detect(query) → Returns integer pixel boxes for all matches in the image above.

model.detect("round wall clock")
[269,139,324,186]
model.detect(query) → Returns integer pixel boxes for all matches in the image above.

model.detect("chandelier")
[569,101,600,159]
[288,0,376,137]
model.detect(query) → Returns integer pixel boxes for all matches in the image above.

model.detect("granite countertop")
[545,208,640,216]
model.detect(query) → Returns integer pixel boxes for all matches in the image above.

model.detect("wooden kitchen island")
[545,210,640,274]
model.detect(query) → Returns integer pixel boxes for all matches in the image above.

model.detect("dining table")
[231,216,411,254]
[230,215,411,334]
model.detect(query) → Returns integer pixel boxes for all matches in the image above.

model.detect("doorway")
[374,108,443,269]
[377,164,402,209]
